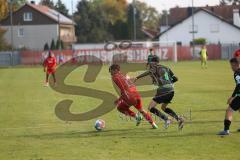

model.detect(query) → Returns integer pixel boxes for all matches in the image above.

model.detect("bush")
[50,39,56,50]
[193,38,207,45]
[0,28,11,51]
[44,43,49,51]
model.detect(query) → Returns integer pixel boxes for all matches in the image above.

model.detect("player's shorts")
[230,96,240,111]
[116,94,142,110]
[153,91,174,104]
[47,68,55,74]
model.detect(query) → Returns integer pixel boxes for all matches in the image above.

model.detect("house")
[158,5,240,45]
[0,1,76,50]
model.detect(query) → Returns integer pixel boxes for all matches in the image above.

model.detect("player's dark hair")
[149,48,153,52]
[230,58,239,64]
[151,56,160,63]
[109,64,120,72]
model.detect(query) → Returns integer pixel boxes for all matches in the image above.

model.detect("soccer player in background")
[43,51,57,87]
[199,45,208,69]
[109,64,158,129]
[134,56,184,130]
[218,58,240,136]
[147,48,156,68]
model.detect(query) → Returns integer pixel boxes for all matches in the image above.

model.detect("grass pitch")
[0,61,240,160]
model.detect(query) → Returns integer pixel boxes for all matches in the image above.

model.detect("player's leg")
[160,92,185,130]
[134,98,158,129]
[161,103,179,121]
[116,98,142,123]
[218,96,240,135]
[52,72,57,83]
[161,103,184,130]
[203,58,207,68]
[148,100,168,121]
[45,73,49,86]
[218,107,233,135]
[148,99,172,129]
[117,103,136,118]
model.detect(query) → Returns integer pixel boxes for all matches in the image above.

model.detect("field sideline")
[0,61,240,160]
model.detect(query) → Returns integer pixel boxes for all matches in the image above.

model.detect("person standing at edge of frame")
[218,58,240,136]
[199,45,208,69]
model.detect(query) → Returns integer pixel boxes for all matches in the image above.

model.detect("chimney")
[233,9,240,27]
[30,1,35,5]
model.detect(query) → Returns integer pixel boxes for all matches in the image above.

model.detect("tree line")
[42,0,160,43]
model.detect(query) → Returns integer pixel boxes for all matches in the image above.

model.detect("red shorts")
[116,93,142,110]
[47,68,55,74]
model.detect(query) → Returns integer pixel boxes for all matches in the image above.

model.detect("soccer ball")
[94,119,105,131]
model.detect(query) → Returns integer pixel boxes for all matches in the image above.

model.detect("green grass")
[0,61,240,160]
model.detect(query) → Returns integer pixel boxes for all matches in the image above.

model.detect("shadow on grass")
[18,121,234,140]
[20,127,175,139]
[193,109,225,113]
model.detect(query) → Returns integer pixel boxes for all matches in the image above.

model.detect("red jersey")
[112,72,140,103]
[234,49,240,58]
[44,57,56,69]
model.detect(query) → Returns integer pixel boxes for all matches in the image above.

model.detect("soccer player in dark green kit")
[218,58,240,136]
[135,56,184,130]
[146,48,158,68]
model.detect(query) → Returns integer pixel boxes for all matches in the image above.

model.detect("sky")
[33,0,221,13]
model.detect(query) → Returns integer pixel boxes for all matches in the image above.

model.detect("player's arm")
[169,69,178,83]
[53,57,57,69]
[43,59,47,72]
[135,70,151,82]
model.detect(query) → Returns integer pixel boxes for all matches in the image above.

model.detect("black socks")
[164,108,179,121]
[150,107,168,121]
[224,119,231,131]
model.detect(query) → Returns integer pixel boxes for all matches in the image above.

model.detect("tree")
[97,0,128,24]
[127,3,146,40]
[12,0,27,10]
[135,1,160,31]
[40,0,54,9]
[56,39,64,50]
[74,0,113,43]
[0,0,9,21]
[0,27,11,51]
[50,39,56,50]
[44,43,49,51]
[0,0,27,21]
[55,0,69,17]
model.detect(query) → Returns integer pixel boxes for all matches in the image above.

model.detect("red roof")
[27,3,74,25]
[165,4,240,26]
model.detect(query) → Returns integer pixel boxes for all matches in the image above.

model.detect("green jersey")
[147,54,154,64]
[136,64,178,94]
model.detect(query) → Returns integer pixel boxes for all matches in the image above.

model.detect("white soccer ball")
[94,119,105,131]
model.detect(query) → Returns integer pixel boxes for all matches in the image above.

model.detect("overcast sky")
[34,0,221,13]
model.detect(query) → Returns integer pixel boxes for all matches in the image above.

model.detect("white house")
[158,8,240,45]
[0,2,76,50]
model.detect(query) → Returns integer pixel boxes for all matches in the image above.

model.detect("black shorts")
[153,92,174,104]
[230,96,240,111]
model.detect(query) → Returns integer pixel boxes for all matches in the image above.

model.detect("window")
[23,12,32,21]
[189,25,198,33]
[18,28,24,37]
[210,24,220,33]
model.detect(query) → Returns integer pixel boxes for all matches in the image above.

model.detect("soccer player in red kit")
[43,51,57,86]
[109,64,158,129]
[234,49,240,59]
